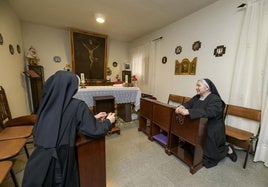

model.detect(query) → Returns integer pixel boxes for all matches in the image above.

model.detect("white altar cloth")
[74,86,141,111]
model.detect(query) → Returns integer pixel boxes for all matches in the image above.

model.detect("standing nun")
[22,70,115,187]
[175,78,237,168]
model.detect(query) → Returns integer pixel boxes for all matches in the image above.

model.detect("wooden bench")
[224,104,261,168]
[139,98,158,137]
[167,94,184,105]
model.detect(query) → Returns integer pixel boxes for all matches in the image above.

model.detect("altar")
[74,86,141,121]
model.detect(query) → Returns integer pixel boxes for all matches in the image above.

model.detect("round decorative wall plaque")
[0,33,3,45]
[9,44,14,55]
[17,45,21,54]
[53,56,61,63]
[112,61,118,67]
[192,41,201,51]
[162,56,167,64]
[214,45,226,57]
[175,46,182,54]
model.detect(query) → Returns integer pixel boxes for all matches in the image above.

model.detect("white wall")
[0,0,30,117]
[22,23,130,82]
[107,39,129,82]
[22,23,71,80]
[1,1,129,116]
[1,0,245,116]
[131,0,245,103]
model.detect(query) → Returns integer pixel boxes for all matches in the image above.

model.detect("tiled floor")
[1,120,268,187]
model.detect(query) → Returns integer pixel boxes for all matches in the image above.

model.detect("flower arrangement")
[132,75,137,81]
[131,75,138,87]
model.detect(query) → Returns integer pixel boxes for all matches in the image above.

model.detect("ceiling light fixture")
[95,13,105,23]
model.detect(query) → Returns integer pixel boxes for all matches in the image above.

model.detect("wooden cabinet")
[93,95,120,135]
[166,113,208,174]
[76,135,106,187]
[93,95,115,114]
[117,103,132,122]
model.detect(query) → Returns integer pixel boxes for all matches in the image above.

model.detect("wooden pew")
[167,94,184,106]
[150,100,175,148]
[166,113,208,174]
[138,98,157,137]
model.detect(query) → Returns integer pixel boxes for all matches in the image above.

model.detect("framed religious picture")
[175,57,197,75]
[192,41,201,51]
[70,28,108,83]
[9,44,14,55]
[175,46,182,54]
[17,44,21,54]
[214,45,226,57]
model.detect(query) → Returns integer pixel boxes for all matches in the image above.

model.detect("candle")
[125,75,128,83]
[80,73,85,84]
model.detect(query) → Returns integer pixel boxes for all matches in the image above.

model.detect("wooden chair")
[167,94,184,106]
[0,86,36,128]
[0,161,19,187]
[0,138,27,187]
[224,104,261,168]
[0,86,36,158]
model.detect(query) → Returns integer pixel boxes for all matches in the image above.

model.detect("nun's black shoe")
[227,144,237,162]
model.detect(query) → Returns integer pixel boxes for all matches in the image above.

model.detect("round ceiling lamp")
[95,13,105,23]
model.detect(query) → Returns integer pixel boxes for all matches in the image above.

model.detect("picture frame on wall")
[124,63,131,70]
[70,28,108,82]
[214,45,226,57]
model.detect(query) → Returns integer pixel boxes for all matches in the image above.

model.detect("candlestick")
[80,73,85,84]
[125,75,128,83]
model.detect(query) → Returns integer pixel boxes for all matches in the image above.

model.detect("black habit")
[183,79,228,168]
[22,71,112,187]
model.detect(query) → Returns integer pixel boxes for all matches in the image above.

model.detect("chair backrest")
[225,104,261,122]
[225,104,261,136]
[167,94,184,106]
[182,96,191,104]
[0,86,12,127]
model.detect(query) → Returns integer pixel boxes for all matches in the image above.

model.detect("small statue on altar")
[27,46,40,65]
[115,74,120,82]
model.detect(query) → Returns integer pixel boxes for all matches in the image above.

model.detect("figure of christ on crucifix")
[82,39,100,70]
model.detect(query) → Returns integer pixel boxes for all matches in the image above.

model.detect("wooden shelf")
[138,125,150,135]
[153,133,168,146]
[170,146,193,166]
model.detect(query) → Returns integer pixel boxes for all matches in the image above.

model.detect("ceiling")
[7,0,218,42]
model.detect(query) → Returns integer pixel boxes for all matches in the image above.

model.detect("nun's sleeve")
[76,102,112,138]
[188,95,223,119]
